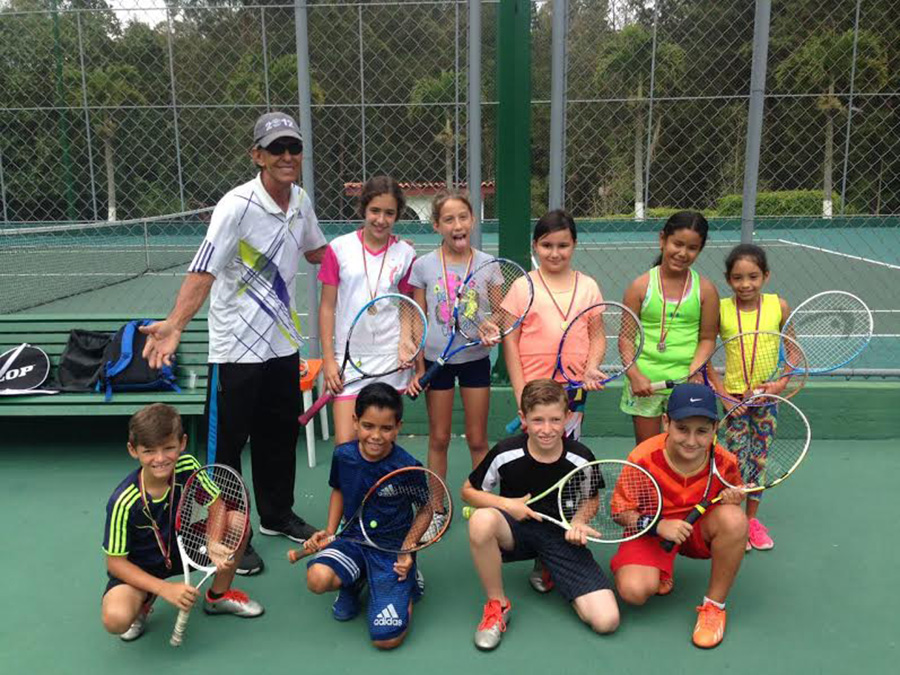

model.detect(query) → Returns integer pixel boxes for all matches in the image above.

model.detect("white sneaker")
[474,599,512,651]
[119,602,152,642]
[203,589,264,618]
[420,511,449,543]
[528,559,554,593]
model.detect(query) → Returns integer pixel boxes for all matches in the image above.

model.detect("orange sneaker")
[657,576,674,596]
[692,602,727,648]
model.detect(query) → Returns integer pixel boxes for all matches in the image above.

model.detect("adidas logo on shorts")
[373,603,403,627]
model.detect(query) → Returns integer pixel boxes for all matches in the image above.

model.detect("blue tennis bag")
[97,320,180,401]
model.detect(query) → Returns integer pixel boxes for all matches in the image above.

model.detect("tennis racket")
[783,290,874,374]
[660,393,810,552]
[299,293,426,426]
[411,257,533,398]
[506,301,645,433]
[649,330,808,409]
[0,343,52,394]
[287,466,452,562]
[462,460,662,544]
[170,463,250,647]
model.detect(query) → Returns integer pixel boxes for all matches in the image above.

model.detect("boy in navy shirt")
[303,383,425,649]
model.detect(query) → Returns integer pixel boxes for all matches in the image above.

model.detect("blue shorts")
[424,356,491,390]
[307,539,420,641]
[499,512,611,602]
[103,557,181,598]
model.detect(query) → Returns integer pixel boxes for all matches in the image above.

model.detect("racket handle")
[649,379,676,392]
[505,417,522,434]
[409,359,444,400]
[170,609,190,647]
[660,505,705,552]
[299,391,333,426]
[287,535,335,564]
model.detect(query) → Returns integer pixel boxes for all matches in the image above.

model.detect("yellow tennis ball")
[369,520,378,529]
[462,506,475,519]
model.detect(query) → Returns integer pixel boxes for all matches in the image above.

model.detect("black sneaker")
[259,513,318,543]
[236,543,265,576]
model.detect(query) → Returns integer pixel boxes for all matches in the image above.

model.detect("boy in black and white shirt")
[462,379,620,651]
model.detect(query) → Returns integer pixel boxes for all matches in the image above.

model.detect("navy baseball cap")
[253,112,302,149]
[666,383,719,421]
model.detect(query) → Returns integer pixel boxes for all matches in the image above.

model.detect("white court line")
[772,238,900,271]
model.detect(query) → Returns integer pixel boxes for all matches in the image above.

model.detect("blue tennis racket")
[782,290,873,374]
[505,301,645,434]
[411,258,533,398]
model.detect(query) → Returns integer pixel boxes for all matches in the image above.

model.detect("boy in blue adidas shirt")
[304,383,424,649]
[101,403,263,641]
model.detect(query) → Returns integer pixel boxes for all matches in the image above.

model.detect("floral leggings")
[722,402,778,503]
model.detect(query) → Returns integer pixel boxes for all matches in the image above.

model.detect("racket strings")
[347,295,426,375]
[360,468,451,552]
[559,303,643,385]
[558,463,660,542]
[456,260,528,342]
[788,295,873,371]
[720,397,810,491]
[178,467,248,566]
[711,331,808,403]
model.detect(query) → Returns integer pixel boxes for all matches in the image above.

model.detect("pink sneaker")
[748,518,774,550]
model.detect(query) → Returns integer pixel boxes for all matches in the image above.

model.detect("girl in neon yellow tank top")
[621,212,720,444]
[718,244,792,552]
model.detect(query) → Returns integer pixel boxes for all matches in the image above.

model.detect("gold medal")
[657,341,666,352]
[367,304,378,316]
[561,320,569,330]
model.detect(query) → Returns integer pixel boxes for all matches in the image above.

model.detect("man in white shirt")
[141,112,327,575]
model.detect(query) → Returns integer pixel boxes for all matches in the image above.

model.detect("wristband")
[637,515,659,537]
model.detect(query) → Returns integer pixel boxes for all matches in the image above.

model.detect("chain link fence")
[1,0,897,371]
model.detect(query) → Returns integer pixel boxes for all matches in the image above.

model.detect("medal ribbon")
[536,269,579,328]
[658,268,690,349]
[360,229,391,304]
[138,468,176,570]
[736,297,762,390]
[439,245,473,324]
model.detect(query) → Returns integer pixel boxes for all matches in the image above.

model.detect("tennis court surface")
[3,419,897,675]
[3,214,897,671]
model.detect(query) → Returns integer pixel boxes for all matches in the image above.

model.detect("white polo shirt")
[188,174,326,363]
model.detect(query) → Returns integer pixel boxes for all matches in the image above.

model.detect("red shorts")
[610,525,711,582]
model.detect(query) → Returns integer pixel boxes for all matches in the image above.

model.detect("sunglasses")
[264,139,303,156]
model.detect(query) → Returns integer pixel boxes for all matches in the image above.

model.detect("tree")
[594,23,685,218]
[409,70,464,189]
[775,29,888,217]
[66,64,146,220]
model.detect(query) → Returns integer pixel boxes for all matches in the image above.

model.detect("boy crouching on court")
[303,383,425,650]
[462,379,619,651]
[612,383,747,649]
[101,403,262,641]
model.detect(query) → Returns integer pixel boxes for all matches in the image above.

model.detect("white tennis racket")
[170,464,250,647]
[463,459,662,544]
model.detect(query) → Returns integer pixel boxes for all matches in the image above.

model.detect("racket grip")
[659,506,704,552]
[409,359,444,400]
[287,548,310,564]
[649,379,676,392]
[287,535,334,563]
[299,391,333,426]
[169,609,190,647]
[505,417,522,434]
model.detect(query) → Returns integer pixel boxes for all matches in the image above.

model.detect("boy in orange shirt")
[611,383,748,649]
